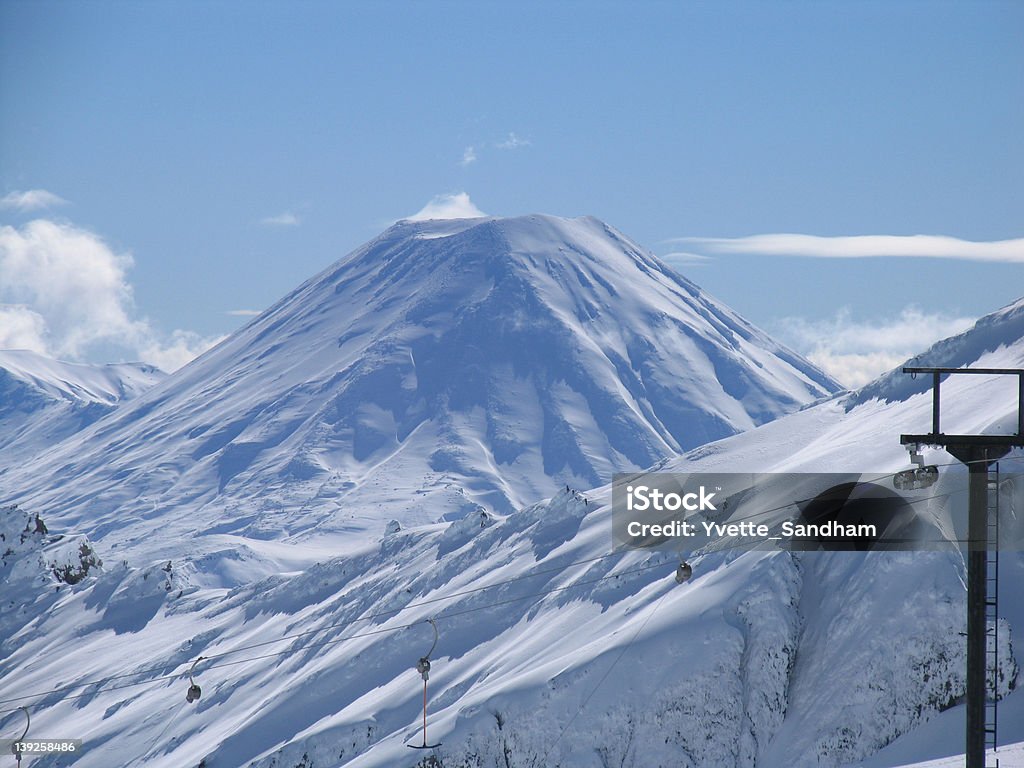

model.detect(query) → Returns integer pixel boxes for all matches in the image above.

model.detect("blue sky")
[0,0,1021,384]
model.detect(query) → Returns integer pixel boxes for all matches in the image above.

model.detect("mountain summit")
[6,214,837,562]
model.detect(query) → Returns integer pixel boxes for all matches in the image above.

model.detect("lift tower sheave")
[899,366,1024,768]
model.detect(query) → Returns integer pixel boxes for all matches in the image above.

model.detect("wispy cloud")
[0,218,222,371]
[454,133,530,167]
[660,251,713,268]
[496,132,530,150]
[459,146,478,167]
[260,211,300,227]
[226,309,261,317]
[407,192,487,222]
[673,233,1024,264]
[0,189,68,212]
[775,306,975,388]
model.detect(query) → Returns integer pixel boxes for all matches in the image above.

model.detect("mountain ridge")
[0,349,165,468]
[3,214,838,567]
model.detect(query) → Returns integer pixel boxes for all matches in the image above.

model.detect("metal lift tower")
[899,366,1024,768]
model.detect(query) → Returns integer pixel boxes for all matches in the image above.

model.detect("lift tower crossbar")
[899,366,1024,768]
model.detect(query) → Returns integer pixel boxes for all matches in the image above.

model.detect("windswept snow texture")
[2,214,836,563]
[0,349,164,468]
[2,298,1023,766]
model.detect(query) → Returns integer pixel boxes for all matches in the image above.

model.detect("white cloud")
[137,329,226,373]
[660,251,713,268]
[496,132,530,150]
[776,307,975,388]
[459,146,478,166]
[226,309,261,317]
[673,233,1024,263]
[0,305,49,352]
[407,192,487,222]
[260,211,300,227]
[0,219,220,371]
[0,189,68,212]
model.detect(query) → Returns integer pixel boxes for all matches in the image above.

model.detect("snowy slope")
[1,214,836,566]
[0,349,164,468]
[678,297,1024,476]
[850,688,1024,767]
[1,301,1021,767]
[859,740,1024,768]
[632,296,1024,767]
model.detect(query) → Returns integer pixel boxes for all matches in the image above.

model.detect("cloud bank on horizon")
[0,197,223,372]
[677,233,1024,264]
[775,306,976,388]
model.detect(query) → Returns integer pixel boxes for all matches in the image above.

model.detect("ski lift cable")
[15,455,1024,698]
[197,560,669,672]
[6,450,1021,715]
[692,452,1024,525]
[193,561,671,684]
[0,622,422,713]
[189,621,424,673]
[0,549,644,709]
[704,463,984,528]
[4,455,1022,713]
[136,700,186,767]
[702,452,1024,530]
[4,449,1009,715]
[0,674,182,713]
[690,509,984,559]
[194,550,645,663]
[0,559,670,713]
[170,555,663,670]
[0,561,669,714]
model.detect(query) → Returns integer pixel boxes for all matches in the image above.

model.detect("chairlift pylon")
[408,619,442,750]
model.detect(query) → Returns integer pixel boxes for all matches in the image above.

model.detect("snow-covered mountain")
[1,214,837,565]
[680,296,1024,475]
[0,349,164,468]
[2,295,1021,767]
